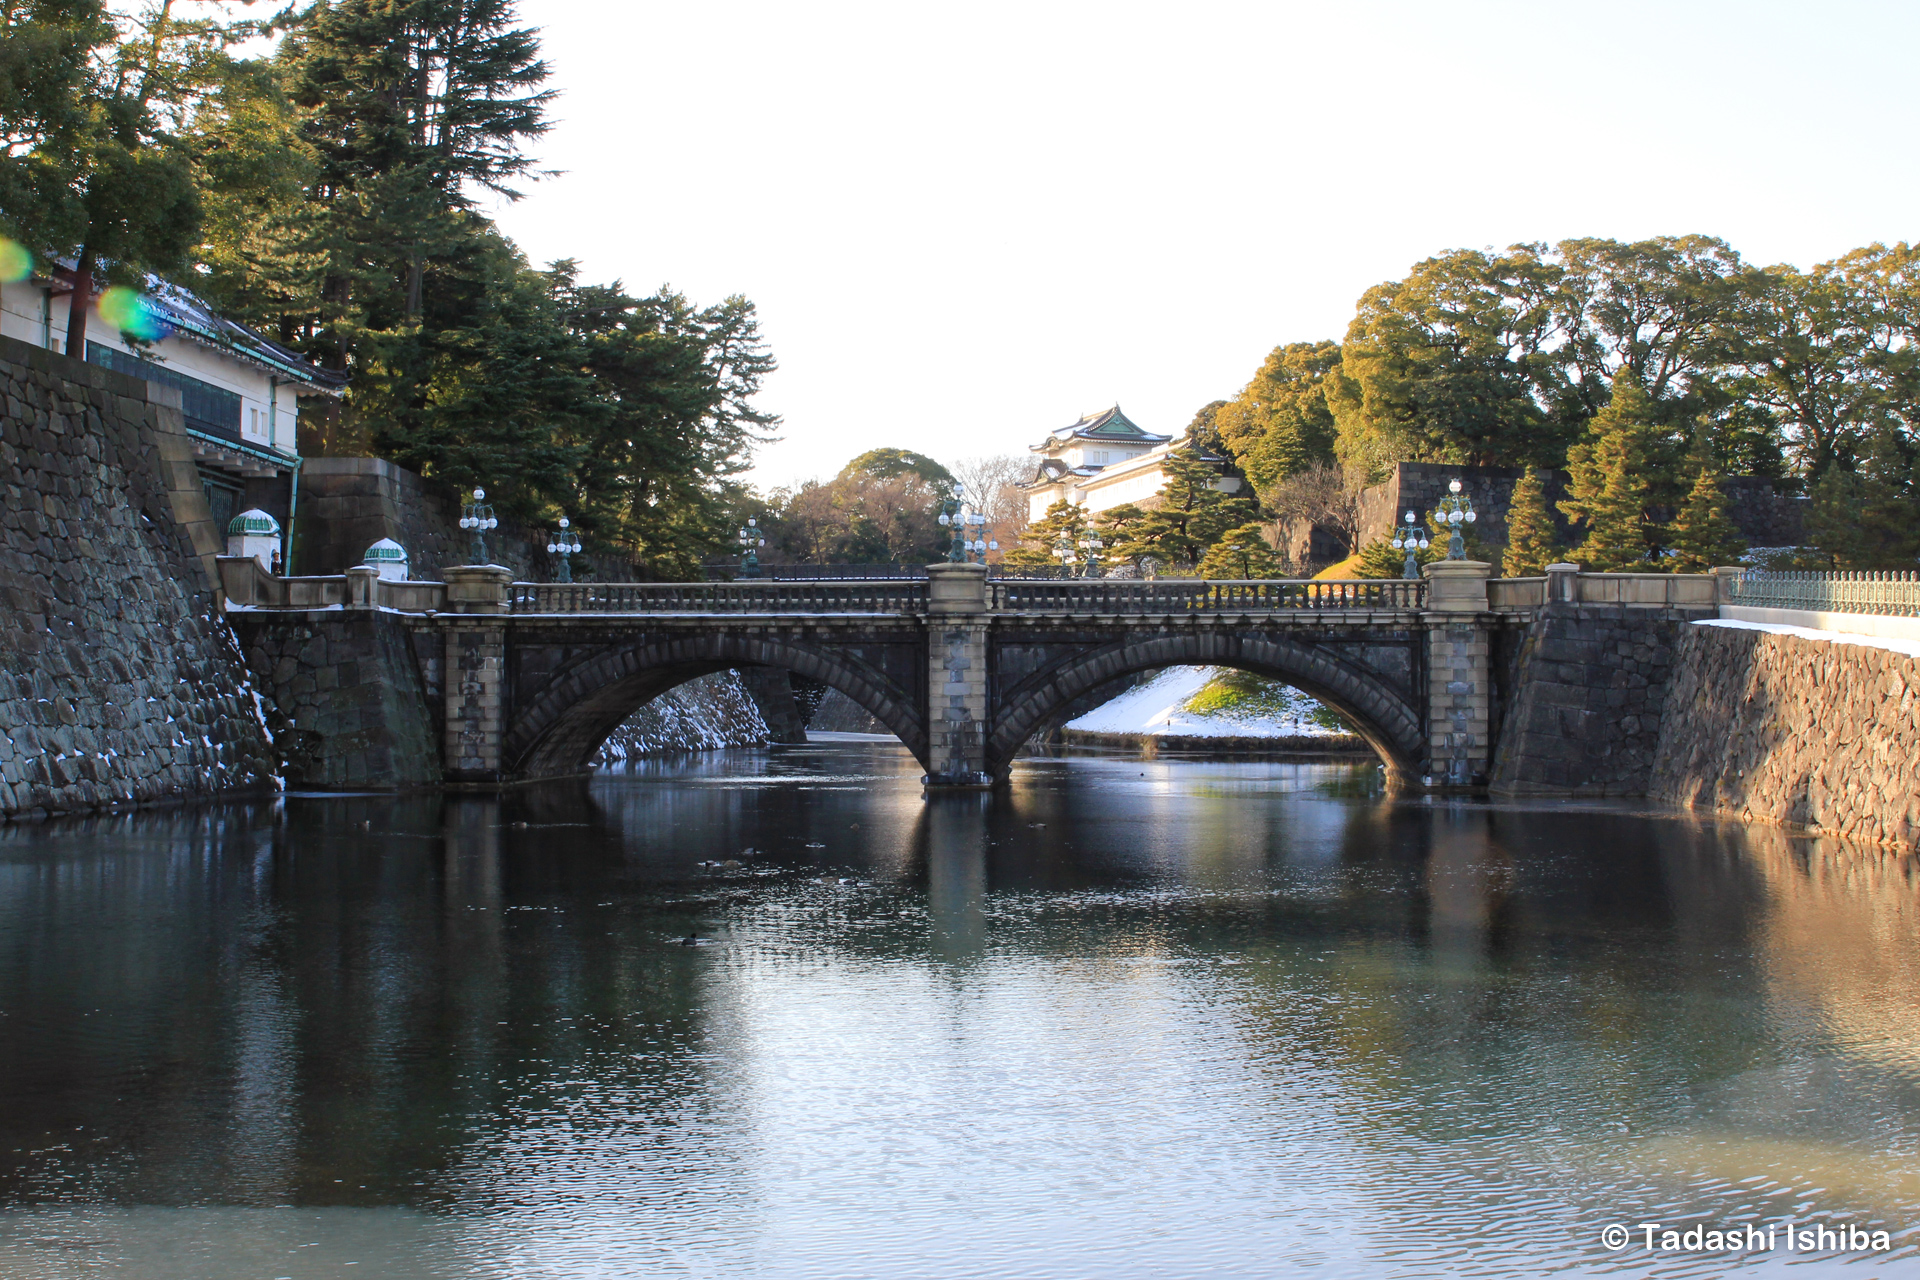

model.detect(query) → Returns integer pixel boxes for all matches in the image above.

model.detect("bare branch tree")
[950,454,1034,551]
[1260,461,1365,561]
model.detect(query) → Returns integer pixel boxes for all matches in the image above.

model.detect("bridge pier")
[925,564,993,788]
[442,566,513,787]
[1422,561,1493,788]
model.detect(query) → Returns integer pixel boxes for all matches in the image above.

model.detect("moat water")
[0,740,1917,1278]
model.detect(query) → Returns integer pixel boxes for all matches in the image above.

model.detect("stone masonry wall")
[230,611,441,789]
[1489,602,1713,796]
[294,456,632,582]
[595,671,770,762]
[0,336,277,817]
[1650,623,1920,851]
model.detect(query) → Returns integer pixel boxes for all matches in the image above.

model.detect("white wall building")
[1022,404,1241,522]
[1,265,344,543]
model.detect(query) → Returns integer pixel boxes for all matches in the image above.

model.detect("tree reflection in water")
[0,745,1916,1277]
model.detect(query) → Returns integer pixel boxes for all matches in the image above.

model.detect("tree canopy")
[0,0,779,579]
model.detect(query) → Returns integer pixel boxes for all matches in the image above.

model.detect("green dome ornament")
[362,538,410,582]
[225,508,283,573]
[227,508,281,538]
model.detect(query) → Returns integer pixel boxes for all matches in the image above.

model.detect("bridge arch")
[989,631,1424,782]
[504,633,928,781]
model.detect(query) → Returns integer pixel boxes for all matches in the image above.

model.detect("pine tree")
[1094,502,1153,567]
[1132,447,1258,569]
[1665,451,1747,572]
[1016,499,1090,573]
[272,0,556,367]
[1198,523,1284,579]
[1560,378,1665,570]
[1804,424,1920,569]
[1501,465,1562,576]
[1352,532,1440,579]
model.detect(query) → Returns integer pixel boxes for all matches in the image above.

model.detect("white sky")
[487,0,1920,491]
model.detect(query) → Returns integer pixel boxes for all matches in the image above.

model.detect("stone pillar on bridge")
[1423,560,1493,788]
[925,563,991,788]
[442,566,513,785]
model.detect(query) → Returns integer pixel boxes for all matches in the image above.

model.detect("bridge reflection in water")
[0,744,1917,1276]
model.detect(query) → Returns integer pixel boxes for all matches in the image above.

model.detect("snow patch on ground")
[1065,667,1345,738]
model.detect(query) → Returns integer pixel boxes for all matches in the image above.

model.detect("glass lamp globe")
[1448,479,1461,495]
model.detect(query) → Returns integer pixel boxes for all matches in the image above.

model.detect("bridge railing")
[510,580,931,614]
[1729,569,1920,617]
[989,578,1428,613]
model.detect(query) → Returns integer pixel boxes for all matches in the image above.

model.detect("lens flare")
[97,285,168,341]
[0,237,30,284]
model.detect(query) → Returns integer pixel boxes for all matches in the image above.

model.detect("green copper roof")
[362,538,408,563]
[227,508,280,536]
[1082,407,1151,436]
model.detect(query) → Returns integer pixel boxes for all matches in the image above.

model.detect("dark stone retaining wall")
[1650,624,1920,851]
[596,672,770,762]
[230,611,441,789]
[809,686,890,734]
[292,456,633,581]
[0,337,277,817]
[1489,602,1714,796]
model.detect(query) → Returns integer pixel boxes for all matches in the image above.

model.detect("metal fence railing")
[512,580,930,614]
[990,578,1427,613]
[1729,569,1920,617]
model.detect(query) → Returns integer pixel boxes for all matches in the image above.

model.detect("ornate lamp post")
[957,508,994,564]
[936,487,967,563]
[1434,478,1476,560]
[459,487,497,564]
[546,516,581,583]
[1078,530,1105,577]
[1053,530,1077,576]
[737,517,765,578]
[1389,509,1430,579]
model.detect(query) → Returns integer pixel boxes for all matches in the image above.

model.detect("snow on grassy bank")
[1066,667,1348,739]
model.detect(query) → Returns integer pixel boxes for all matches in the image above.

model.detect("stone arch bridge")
[222,560,1724,792]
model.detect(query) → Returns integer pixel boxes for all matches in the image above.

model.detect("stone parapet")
[443,565,511,614]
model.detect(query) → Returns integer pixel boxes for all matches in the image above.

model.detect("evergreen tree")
[0,1,246,353]
[1094,502,1153,567]
[842,448,955,488]
[1131,448,1258,569]
[1181,400,1232,457]
[1213,340,1342,490]
[1501,465,1562,576]
[1559,378,1665,570]
[1804,424,1920,569]
[1351,531,1441,579]
[1017,499,1090,573]
[1197,523,1283,579]
[1665,450,1747,573]
[271,0,555,368]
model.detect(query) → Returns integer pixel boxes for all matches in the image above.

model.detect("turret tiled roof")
[1029,404,1170,453]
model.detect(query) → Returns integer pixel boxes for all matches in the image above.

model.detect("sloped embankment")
[595,671,771,762]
